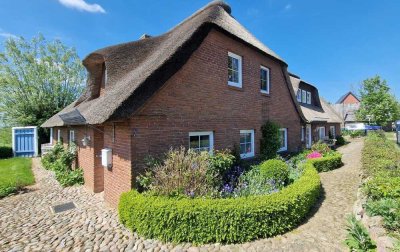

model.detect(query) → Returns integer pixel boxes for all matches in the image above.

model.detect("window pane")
[200,135,210,148]
[261,79,266,90]
[232,57,238,70]
[240,143,246,154]
[190,136,199,149]
[280,130,285,148]
[246,143,252,153]
[240,133,246,144]
[228,56,232,69]
[246,133,251,143]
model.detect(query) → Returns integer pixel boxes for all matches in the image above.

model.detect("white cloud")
[284,4,292,11]
[58,0,106,14]
[0,28,18,39]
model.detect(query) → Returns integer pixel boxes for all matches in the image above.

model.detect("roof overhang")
[59,109,87,125]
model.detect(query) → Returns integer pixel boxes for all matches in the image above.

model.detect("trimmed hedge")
[119,164,321,244]
[307,152,343,172]
[0,146,13,159]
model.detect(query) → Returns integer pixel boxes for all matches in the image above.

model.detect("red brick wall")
[343,94,359,104]
[129,29,302,176]
[311,123,341,142]
[103,122,132,206]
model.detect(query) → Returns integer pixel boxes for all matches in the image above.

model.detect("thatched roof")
[289,75,342,123]
[42,1,301,127]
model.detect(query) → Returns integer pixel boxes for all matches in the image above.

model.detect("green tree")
[260,121,281,160]
[0,34,85,143]
[356,76,400,126]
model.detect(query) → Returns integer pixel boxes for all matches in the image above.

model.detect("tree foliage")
[260,121,281,160]
[0,34,85,127]
[356,76,400,126]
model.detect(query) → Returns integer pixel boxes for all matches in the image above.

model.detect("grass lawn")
[0,127,12,147]
[384,131,399,149]
[0,158,34,198]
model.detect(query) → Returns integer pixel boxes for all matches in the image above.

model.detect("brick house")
[42,1,308,206]
[332,92,364,128]
[290,74,342,147]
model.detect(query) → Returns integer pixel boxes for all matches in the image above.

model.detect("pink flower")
[307,151,322,159]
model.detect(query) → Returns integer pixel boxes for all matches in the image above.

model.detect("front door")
[306,124,312,148]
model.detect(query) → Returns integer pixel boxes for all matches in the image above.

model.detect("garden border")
[119,163,321,244]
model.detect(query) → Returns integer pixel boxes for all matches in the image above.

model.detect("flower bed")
[119,163,321,244]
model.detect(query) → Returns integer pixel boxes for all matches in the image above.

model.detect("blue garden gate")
[12,126,38,157]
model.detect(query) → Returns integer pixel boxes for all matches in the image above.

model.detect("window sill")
[260,92,270,97]
[228,85,244,92]
[240,153,255,159]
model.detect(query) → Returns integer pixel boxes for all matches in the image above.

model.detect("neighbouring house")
[289,73,342,147]
[332,91,364,129]
[42,1,308,206]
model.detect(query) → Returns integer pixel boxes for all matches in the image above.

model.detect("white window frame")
[306,91,311,104]
[228,52,242,88]
[57,129,61,142]
[240,129,255,159]
[306,124,312,148]
[318,127,326,140]
[69,130,75,145]
[301,90,307,103]
[260,66,270,94]
[297,90,302,102]
[188,131,214,153]
[330,126,336,138]
[301,126,304,141]
[278,128,288,152]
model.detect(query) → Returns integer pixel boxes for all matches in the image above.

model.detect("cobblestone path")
[0,139,362,251]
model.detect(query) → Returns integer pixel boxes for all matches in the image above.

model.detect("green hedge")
[119,164,321,244]
[307,152,343,172]
[0,146,13,159]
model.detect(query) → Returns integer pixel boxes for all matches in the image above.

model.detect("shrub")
[0,146,13,159]
[344,215,376,251]
[260,121,281,160]
[259,159,289,186]
[311,141,331,155]
[365,198,400,232]
[144,147,217,197]
[350,130,366,138]
[306,151,322,159]
[307,152,343,172]
[335,135,346,146]
[119,163,321,244]
[56,168,84,187]
[209,150,236,183]
[363,176,400,200]
[232,166,276,197]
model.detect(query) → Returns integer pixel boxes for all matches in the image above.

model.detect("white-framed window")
[301,126,305,141]
[58,129,62,142]
[69,130,75,145]
[278,128,288,152]
[330,126,336,138]
[306,91,311,104]
[50,128,53,144]
[297,90,302,102]
[260,66,270,94]
[318,127,326,140]
[189,131,214,153]
[228,52,242,88]
[240,130,254,158]
[302,90,307,103]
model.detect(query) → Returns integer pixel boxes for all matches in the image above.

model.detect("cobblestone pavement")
[0,139,363,252]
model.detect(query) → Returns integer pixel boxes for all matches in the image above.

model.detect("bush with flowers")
[120,146,322,244]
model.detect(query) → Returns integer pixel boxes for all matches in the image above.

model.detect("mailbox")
[101,148,112,169]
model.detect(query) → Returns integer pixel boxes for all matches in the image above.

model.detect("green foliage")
[260,121,281,160]
[0,127,11,147]
[344,215,376,251]
[356,76,400,126]
[208,149,235,181]
[311,141,331,155]
[307,152,343,172]
[233,166,275,197]
[364,176,400,200]
[259,159,289,186]
[0,146,12,159]
[350,130,366,138]
[141,147,218,197]
[41,142,83,187]
[365,198,400,232]
[0,158,34,198]
[335,135,346,146]
[55,169,84,187]
[119,164,321,244]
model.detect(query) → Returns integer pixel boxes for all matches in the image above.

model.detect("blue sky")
[0,0,399,103]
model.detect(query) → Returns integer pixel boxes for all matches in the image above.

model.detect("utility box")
[396,120,400,144]
[101,148,112,169]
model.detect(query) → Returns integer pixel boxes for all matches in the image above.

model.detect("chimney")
[139,34,152,40]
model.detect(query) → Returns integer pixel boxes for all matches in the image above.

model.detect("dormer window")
[297,89,312,105]
[306,92,311,104]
